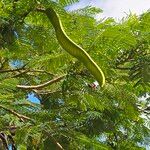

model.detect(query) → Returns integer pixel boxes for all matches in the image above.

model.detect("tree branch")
[0,104,32,121]
[17,75,65,89]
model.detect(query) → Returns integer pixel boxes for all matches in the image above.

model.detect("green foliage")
[0,0,150,149]
[59,0,79,7]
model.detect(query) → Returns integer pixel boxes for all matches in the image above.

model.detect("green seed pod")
[45,8,105,87]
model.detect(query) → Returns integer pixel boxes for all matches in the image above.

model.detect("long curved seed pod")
[45,8,105,87]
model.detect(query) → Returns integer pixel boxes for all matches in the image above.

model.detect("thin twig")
[44,131,64,150]
[0,68,54,76]
[12,102,39,107]
[12,70,29,78]
[0,133,9,150]
[0,63,27,73]
[36,7,46,12]
[0,68,23,73]
[1,101,38,107]
[28,69,54,76]
[0,58,8,70]
[33,89,62,95]
[115,66,131,70]
[12,69,54,78]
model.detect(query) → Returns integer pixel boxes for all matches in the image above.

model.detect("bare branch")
[0,104,32,121]
[17,75,65,89]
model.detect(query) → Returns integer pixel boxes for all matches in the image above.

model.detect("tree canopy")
[0,0,150,149]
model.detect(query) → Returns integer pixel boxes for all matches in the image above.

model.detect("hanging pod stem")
[43,7,105,87]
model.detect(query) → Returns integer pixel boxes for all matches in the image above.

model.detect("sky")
[67,0,150,20]
[27,92,40,104]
